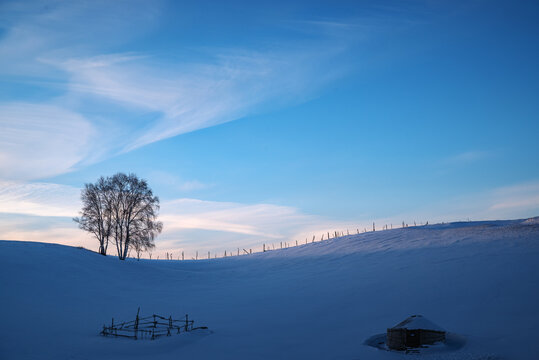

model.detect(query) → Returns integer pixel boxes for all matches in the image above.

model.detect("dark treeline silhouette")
[74,173,162,260]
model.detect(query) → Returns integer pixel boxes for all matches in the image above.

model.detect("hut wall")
[386,328,406,350]
[387,329,446,350]
[418,330,445,345]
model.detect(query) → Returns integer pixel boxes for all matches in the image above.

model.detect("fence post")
[135,307,140,340]
[182,251,184,260]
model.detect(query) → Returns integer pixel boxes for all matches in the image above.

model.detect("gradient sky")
[1,0,538,257]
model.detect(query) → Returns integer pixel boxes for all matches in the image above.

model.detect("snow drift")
[1,218,539,359]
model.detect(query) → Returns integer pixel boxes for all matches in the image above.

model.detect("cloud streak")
[0,0,163,77]
[160,198,312,238]
[0,0,354,180]
[0,103,95,180]
[53,46,342,152]
[0,181,80,217]
[445,150,490,165]
[489,182,539,212]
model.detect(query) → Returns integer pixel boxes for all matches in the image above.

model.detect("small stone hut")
[386,315,446,350]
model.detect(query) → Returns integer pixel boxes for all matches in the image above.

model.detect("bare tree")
[74,177,112,256]
[109,173,162,260]
[74,173,162,260]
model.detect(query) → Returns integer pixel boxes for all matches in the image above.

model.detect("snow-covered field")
[1,218,539,360]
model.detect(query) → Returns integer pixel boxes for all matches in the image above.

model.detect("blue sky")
[1,0,538,256]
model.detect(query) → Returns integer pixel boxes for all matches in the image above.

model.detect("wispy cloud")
[0,0,355,179]
[0,1,164,181]
[147,171,210,192]
[0,103,95,180]
[0,222,88,245]
[489,182,539,212]
[0,213,90,244]
[445,150,490,165]
[50,46,342,152]
[0,0,163,77]
[0,181,80,217]
[160,198,311,238]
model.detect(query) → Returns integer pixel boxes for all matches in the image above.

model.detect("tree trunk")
[121,229,130,260]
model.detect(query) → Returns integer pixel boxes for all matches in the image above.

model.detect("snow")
[1,218,539,359]
[391,315,445,332]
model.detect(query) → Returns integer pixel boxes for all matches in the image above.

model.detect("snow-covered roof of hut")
[391,315,445,332]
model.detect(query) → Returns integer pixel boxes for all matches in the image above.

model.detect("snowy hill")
[1,218,539,360]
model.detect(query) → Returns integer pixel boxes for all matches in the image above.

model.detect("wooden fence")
[148,220,430,261]
[101,307,207,340]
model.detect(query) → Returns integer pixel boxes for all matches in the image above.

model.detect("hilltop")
[1,218,539,359]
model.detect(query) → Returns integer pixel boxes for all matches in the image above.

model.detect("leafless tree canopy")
[74,173,162,260]
[73,177,112,256]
